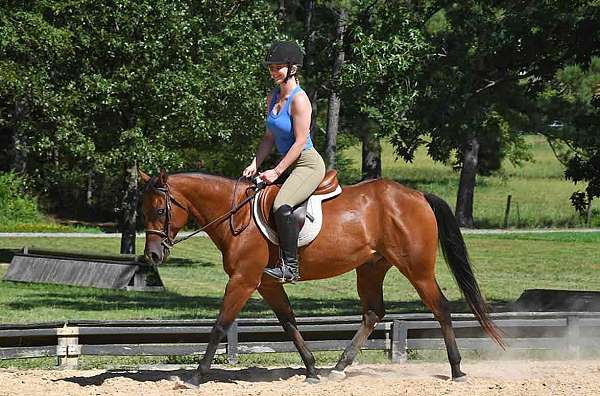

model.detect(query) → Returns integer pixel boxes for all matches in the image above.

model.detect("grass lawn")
[341,135,597,228]
[0,233,598,324]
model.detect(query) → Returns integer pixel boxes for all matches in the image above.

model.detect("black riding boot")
[264,205,299,283]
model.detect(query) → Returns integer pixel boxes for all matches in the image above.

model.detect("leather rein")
[145,177,262,250]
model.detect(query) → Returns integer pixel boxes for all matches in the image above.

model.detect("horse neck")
[172,173,238,249]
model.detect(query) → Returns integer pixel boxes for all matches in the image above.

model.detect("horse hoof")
[305,376,320,384]
[171,373,201,389]
[329,370,346,381]
[452,374,467,383]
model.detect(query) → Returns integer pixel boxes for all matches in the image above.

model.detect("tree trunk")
[455,136,480,228]
[303,0,318,143]
[120,160,138,254]
[303,0,316,69]
[325,8,347,170]
[10,100,27,173]
[361,131,381,180]
[86,171,94,208]
[277,0,286,26]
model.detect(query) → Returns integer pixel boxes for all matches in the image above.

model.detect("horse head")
[139,170,190,265]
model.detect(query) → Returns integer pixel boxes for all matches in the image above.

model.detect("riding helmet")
[265,41,304,66]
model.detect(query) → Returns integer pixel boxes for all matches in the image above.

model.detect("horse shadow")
[57,365,450,387]
[4,286,513,318]
[58,366,307,387]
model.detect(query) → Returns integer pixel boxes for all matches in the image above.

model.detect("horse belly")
[298,189,378,281]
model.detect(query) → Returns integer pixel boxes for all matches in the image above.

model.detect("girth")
[259,169,340,230]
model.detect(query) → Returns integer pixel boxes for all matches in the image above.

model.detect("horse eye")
[157,208,165,216]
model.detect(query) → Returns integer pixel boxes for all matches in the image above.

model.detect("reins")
[146,176,264,249]
[173,182,258,245]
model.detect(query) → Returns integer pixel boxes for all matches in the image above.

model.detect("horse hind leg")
[411,275,466,380]
[331,259,390,379]
[257,282,319,383]
[384,244,466,381]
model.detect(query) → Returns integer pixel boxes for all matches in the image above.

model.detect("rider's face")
[268,63,290,83]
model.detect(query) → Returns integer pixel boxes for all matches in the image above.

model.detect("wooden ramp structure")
[3,247,164,292]
[512,289,600,312]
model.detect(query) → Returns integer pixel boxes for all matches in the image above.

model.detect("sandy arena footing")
[0,360,599,396]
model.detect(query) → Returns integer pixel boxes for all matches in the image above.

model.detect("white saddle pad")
[252,186,342,247]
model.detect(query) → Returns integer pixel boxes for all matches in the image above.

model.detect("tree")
[0,1,278,251]
[302,0,319,143]
[324,6,347,170]
[537,58,600,214]
[339,0,429,180]
[397,1,600,227]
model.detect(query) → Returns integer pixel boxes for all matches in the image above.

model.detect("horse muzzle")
[144,243,170,265]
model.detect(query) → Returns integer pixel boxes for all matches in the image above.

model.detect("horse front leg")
[258,281,319,383]
[175,274,257,388]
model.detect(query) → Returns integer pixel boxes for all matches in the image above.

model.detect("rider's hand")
[243,163,257,178]
[258,169,280,184]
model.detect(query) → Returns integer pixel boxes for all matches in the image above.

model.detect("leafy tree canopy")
[537,57,600,212]
[1,1,278,215]
[338,0,430,153]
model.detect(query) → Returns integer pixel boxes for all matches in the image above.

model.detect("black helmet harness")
[283,63,295,83]
[265,41,304,83]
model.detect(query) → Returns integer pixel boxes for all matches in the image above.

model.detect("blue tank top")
[266,85,314,155]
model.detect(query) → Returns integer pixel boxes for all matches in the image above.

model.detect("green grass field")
[0,233,598,324]
[341,135,597,228]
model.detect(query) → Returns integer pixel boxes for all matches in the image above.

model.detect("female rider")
[242,41,326,283]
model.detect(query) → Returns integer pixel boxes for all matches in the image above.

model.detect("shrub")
[0,172,41,223]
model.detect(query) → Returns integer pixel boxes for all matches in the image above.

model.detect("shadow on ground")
[0,248,18,264]
[4,286,512,319]
[58,364,452,387]
[59,366,308,386]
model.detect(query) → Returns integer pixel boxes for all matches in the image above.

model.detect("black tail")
[424,193,504,347]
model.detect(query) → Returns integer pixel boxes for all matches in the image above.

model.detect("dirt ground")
[0,360,598,396]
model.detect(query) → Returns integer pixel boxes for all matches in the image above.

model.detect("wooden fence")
[1,312,599,368]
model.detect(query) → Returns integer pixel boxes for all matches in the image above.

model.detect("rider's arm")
[273,91,311,175]
[255,95,276,168]
[246,95,275,172]
[253,130,275,169]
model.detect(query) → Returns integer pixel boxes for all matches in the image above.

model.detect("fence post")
[227,320,238,364]
[567,315,580,358]
[503,195,512,229]
[57,326,80,369]
[390,320,408,363]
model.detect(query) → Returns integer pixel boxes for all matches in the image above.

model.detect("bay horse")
[140,170,503,386]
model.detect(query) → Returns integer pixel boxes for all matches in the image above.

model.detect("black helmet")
[265,41,304,66]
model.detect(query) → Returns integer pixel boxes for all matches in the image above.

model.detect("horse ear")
[138,169,151,184]
[158,169,168,186]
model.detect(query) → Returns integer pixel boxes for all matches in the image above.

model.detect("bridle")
[144,183,187,250]
[144,177,264,251]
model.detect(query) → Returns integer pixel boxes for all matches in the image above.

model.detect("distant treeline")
[1,2,599,245]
